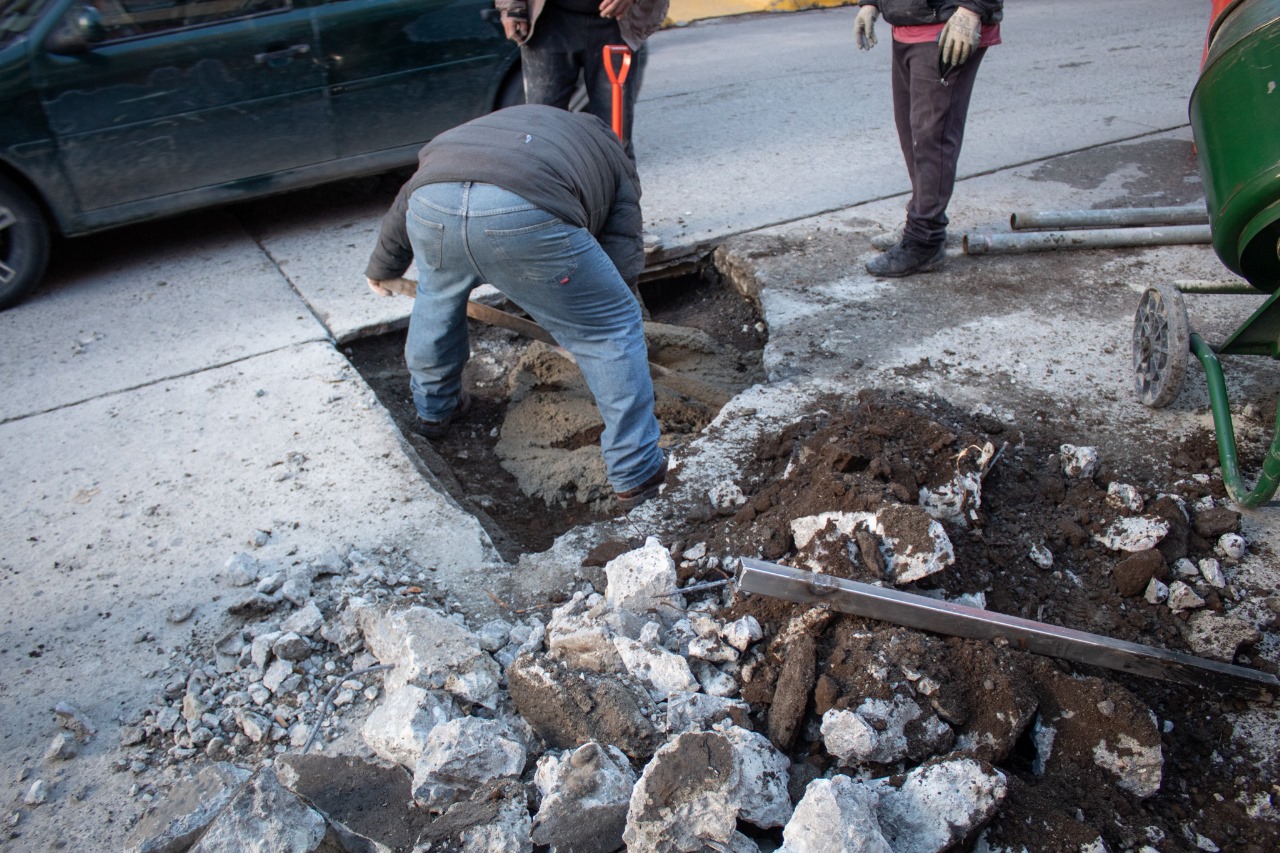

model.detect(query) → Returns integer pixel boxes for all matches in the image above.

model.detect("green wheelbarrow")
[1131,0,1280,508]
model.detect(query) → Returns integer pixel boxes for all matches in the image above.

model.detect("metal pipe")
[1009,206,1208,231]
[1174,279,1257,294]
[963,224,1211,255]
[1190,333,1280,508]
[735,557,1279,694]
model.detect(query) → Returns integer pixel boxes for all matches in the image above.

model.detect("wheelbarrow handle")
[603,44,632,140]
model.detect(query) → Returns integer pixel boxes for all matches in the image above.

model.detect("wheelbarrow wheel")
[1132,282,1190,408]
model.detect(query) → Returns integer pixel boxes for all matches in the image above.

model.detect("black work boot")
[414,389,472,440]
[865,239,946,277]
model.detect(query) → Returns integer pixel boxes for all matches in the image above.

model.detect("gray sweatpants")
[891,40,987,248]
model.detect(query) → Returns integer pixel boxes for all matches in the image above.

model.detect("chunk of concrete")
[1094,517,1170,553]
[460,792,533,853]
[545,592,630,673]
[604,537,685,622]
[412,717,526,813]
[275,753,428,853]
[189,766,331,853]
[623,727,791,850]
[507,653,659,760]
[531,742,637,853]
[822,696,953,766]
[623,731,741,851]
[779,776,890,853]
[361,684,457,768]
[124,763,251,853]
[791,507,955,585]
[360,605,501,709]
[870,758,1007,853]
[613,635,700,702]
[666,691,751,735]
[1035,671,1163,799]
[1180,610,1262,662]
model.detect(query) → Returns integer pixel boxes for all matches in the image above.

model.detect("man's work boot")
[870,225,905,251]
[414,389,472,440]
[865,239,947,277]
[616,451,669,512]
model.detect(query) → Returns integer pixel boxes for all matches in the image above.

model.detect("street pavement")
[1,1,1260,847]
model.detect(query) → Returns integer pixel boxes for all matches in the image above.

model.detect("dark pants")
[891,40,986,247]
[521,4,647,162]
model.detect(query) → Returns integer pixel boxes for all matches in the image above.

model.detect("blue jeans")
[404,181,663,493]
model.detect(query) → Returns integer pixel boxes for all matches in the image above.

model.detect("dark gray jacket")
[365,104,643,286]
[863,0,1002,27]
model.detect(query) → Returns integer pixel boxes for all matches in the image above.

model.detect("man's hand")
[853,4,878,51]
[502,15,529,43]
[367,277,393,297]
[938,7,981,68]
[598,0,634,19]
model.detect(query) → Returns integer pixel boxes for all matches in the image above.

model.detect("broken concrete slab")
[274,753,428,853]
[779,775,891,853]
[506,653,660,760]
[361,684,457,768]
[531,742,637,853]
[790,506,955,585]
[1179,610,1262,662]
[411,717,526,813]
[188,765,334,853]
[869,757,1007,853]
[623,726,791,850]
[360,605,502,709]
[604,537,686,622]
[124,763,251,853]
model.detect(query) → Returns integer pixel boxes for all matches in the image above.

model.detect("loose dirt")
[349,264,1280,850]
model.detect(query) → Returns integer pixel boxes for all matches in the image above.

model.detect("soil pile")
[669,389,1280,851]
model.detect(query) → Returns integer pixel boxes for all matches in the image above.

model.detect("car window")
[92,0,292,41]
[0,0,53,48]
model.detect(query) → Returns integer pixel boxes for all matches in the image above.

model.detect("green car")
[0,0,524,309]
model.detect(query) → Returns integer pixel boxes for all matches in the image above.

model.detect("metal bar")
[1009,206,1209,231]
[963,224,1211,255]
[736,557,1279,694]
[1174,279,1257,294]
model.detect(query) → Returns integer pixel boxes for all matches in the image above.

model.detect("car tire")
[0,174,51,311]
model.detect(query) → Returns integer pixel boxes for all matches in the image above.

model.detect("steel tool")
[736,557,1279,696]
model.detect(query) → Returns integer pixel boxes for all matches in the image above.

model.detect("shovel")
[380,277,731,408]
[602,44,632,140]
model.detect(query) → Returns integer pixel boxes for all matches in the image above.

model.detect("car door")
[29,0,335,214]
[309,0,516,160]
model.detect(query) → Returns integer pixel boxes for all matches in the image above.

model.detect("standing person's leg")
[462,185,663,493]
[403,182,484,433]
[579,19,643,162]
[869,42,984,276]
[521,5,586,109]
[900,43,986,248]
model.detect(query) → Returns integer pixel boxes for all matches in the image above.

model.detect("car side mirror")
[45,5,107,55]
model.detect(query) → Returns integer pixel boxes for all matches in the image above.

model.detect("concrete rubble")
[108,439,1265,851]
[115,531,1031,851]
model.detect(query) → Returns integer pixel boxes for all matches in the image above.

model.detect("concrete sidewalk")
[0,2,1234,848]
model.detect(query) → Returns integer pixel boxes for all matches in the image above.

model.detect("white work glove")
[938,7,982,68]
[854,4,878,51]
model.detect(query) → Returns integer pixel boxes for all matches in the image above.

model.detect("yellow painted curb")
[666,0,855,26]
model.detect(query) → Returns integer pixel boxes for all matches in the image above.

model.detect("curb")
[666,0,854,26]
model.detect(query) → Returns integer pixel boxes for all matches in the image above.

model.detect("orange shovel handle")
[603,45,632,140]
